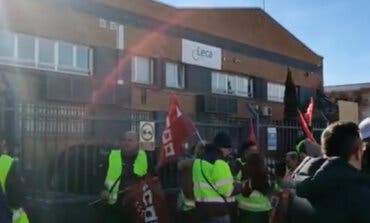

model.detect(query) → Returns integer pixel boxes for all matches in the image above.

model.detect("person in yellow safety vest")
[193,133,246,223]
[233,141,258,182]
[100,131,148,222]
[177,142,207,223]
[0,152,29,223]
[236,153,272,223]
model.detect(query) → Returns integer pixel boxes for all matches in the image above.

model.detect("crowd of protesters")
[2,117,370,223]
[174,117,370,223]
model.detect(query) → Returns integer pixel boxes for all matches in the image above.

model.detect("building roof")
[98,0,322,64]
[325,83,370,93]
[178,8,322,60]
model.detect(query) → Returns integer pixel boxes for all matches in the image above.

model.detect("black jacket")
[296,157,370,223]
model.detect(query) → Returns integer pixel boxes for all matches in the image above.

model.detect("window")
[17,34,35,63]
[212,72,228,94]
[268,82,285,102]
[212,72,253,98]
[0,31,92,75]
[227,75,236,94]
[58,42,74,68]
[58,43,90,73]
[236,76,253,97]
[165,62,184,88]
[0,32,15,58]
[39,38,55,68]
[75,46,89,71]
[132,56,153,84]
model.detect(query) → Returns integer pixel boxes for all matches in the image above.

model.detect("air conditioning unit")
[262,106,272,116]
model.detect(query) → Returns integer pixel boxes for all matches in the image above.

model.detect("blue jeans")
[203,215,231,223]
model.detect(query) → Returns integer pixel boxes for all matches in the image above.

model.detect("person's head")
[359,118,370,169]
[122,131,139,154]
[246,153,266,173]
[321,121,364,170]
[202,143,220,163]
[239,141,258,159]
[213,132,232,158]
[193,141,206,157]
[285,151,300,170]
[360,118,370,148]
[245,153,269,194]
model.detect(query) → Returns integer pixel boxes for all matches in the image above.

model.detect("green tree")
[284,67,299,120]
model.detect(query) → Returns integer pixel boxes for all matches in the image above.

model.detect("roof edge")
[154,1,322,60]
[258,9,323,60]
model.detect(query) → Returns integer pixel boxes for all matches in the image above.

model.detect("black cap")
[213,132,232,149]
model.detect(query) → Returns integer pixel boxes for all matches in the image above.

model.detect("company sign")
[182,39,222,70]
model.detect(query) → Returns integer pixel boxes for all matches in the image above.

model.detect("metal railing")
[15,103,327,194]
[9,103,329,223]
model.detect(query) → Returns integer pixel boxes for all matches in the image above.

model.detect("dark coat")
[296,157,370,223]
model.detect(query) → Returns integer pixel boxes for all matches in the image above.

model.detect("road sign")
[140,121,155,151]
[267,127,277,151]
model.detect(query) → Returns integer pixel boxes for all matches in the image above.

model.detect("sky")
[158,0,370,86]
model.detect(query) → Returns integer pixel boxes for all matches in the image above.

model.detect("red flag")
[304,97,314,126]
[298,109,316,143]
[247,120,257,144]
[158,94,197,165]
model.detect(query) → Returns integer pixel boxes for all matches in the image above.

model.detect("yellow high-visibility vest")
[104,149,148,205]
[0,155,30,223]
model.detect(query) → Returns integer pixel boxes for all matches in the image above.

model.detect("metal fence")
[259,120,326,157]
[16,104,151,194]
[8,103,328,223]
[15,103,328,195]
[17,104,249,194]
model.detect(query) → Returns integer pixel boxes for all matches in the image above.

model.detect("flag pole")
[195,131,205,146]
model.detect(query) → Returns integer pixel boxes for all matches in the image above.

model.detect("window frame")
[165,61,185,89]
[212,71,253,98]
[16,33,36,66]
[0,31,92,76]
[267,82,286,103]
[0,31,16,62]
[235,76,254,98]
[131,56,154,85]
[57,41,75,71]
[38,37,56,69]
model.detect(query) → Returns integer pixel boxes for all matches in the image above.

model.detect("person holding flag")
[157,93,198,222]
[297,97,316,144]
[190,133,247,223]
[158,93,197,165]
[159,94,245,223]
[232,122,272,223]
[232,121,258,181]
[295,97,321,168]
[100,131,149,222]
